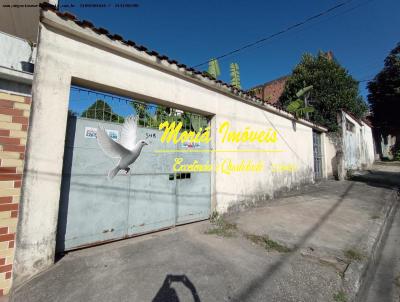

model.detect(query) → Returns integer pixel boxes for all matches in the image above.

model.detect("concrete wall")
[0,92,31,296]
[13,11,326,287]
[359,120,375,167]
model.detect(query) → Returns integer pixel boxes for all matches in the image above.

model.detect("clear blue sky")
[60,0,399,101]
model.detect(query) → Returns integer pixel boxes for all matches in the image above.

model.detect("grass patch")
[370,214,380,219]
[209,210,219,223]
[245,234,291,253]
[333,291,347,302]
[344,249,363,262]
[205,216,237,237]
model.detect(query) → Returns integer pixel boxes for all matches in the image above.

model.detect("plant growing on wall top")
[230,63,241,89]
[286,85,314,119]
[207,58,221,80]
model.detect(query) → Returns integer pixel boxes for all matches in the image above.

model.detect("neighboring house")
[0,0,58,297]
[375,130,400,160]
[249,75,289,104]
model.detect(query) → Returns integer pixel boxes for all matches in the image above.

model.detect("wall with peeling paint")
[342,112,375,171]
[324,112,375,179]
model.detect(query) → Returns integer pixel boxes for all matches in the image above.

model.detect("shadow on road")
[350,169,400,189]
[152,274,201,302]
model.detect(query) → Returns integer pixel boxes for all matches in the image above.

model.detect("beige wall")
[324,133,339,178]
[13,10,326,286]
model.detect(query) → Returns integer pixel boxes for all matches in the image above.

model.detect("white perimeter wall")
[14,12,323,285]
[324,112,375,178]
[360,120,375,166]
[343,112,375,170]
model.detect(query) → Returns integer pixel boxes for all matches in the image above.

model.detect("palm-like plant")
[230,63,241,89]
[286,85,314,119]
[208,58,221,79]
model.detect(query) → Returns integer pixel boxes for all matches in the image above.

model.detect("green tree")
[286,85,314,119]
[367,42,400,133]
[81,99,124,123]
[280,52,368,131]
[230,63,241,89]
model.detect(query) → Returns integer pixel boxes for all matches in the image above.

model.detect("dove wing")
[120,115,138,151]
[97,127,130,158]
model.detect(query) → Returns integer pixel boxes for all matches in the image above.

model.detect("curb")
[343,188,399,301]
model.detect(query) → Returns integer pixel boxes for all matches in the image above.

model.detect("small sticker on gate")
[84,127,119,141]
[106,129,119,141]
[84,127,97,139]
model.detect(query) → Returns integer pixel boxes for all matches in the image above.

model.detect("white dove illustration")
[96,115,148,180]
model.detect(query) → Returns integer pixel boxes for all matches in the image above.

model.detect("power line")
[192,0,354,68]
[214,0,375,65]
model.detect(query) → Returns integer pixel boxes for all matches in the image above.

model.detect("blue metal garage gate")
[56,88,211,252]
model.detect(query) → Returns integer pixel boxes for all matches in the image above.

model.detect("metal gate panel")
[176,172,211,224]
[127,127,177,236]
[312,131,323,180]
[58,116,211,252]
[57,118,130,251]
[128,174,176,235]
[176,143,211,224]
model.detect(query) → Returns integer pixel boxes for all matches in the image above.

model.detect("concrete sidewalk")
[10,163,399,302]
